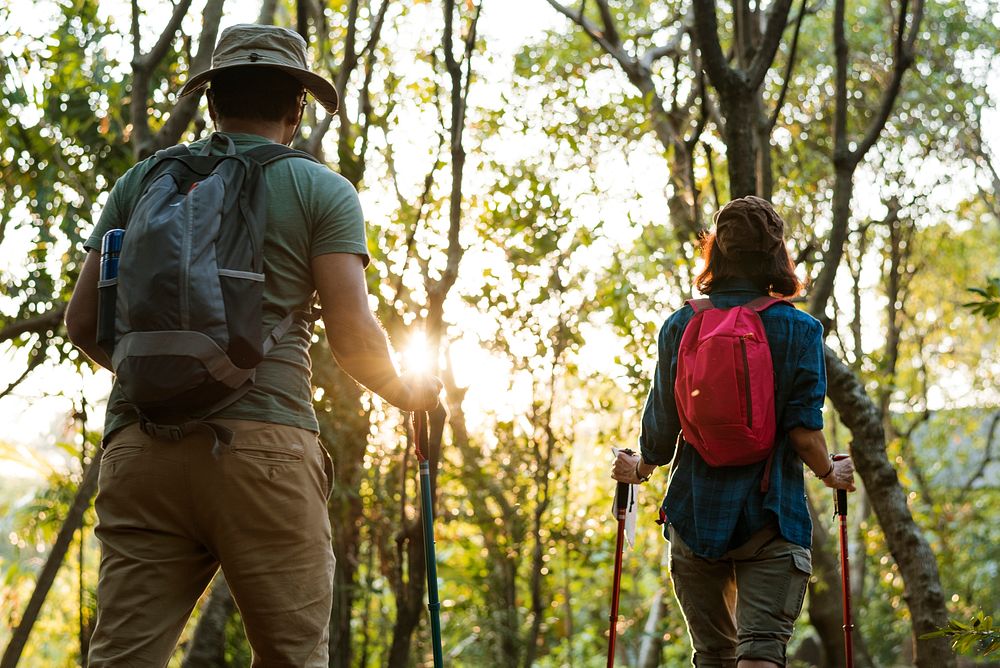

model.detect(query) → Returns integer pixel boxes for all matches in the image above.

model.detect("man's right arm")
[312,252,440,411]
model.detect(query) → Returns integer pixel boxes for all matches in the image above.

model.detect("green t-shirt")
[84,133,369,437]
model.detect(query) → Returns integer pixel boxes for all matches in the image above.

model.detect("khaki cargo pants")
[87,419,335,668]
[668,524,812,667]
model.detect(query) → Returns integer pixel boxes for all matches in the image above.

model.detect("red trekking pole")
[832,453,854,668]
[606,480,629,668]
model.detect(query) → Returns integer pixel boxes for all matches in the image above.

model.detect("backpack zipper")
[180,183,196,329]
[741,333,753,428]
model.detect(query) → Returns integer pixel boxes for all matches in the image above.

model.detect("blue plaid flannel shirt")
[639,278,827,559]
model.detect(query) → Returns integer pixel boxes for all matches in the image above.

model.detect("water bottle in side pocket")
[97,228,124,358]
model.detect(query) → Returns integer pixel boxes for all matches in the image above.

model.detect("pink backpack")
[674,296,789,490]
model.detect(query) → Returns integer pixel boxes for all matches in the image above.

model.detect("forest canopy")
[1,0,998,666]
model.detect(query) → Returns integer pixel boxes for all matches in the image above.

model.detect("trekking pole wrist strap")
[817,458,835,479]
[634,458,652,483]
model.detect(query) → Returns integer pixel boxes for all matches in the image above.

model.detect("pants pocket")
[99,429,149,478]
[319,442,334,500]
[231,445,304,464]
[783,550,812,618]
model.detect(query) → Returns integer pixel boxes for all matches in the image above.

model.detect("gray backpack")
[106,133,317,444]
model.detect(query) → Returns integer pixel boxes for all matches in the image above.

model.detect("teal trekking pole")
[413,410,444,667]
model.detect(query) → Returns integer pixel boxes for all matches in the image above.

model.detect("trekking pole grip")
[413,410,428,462]
[836,489,848,515]
[832,454,849,516]
[615,482,629,516]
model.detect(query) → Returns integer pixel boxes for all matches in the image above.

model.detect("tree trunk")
[638,546,672,668]
[181,576,235,668]
[385,405,446,668]
[755,96,774,200]
[443,363,527,663]
[2,456,101,668]
[311,349,372,668]
[809,165,855,321]
[719,92,759,198]
[385,519,428,668]
[257,0,278,24]
[824,348,956,667]
[692,0,794,199]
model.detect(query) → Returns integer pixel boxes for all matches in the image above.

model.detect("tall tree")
[543,0,706,240]
[692,0,795,197]
[1,459,99,668]
[378,1,481,664]
[807,0,923,319]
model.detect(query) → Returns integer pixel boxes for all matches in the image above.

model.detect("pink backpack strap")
[745,296,790,312]
[760,449,776,493]
[687,298,715,314]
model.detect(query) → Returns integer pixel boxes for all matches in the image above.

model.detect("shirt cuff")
[782,406,824,432]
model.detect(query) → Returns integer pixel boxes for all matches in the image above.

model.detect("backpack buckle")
[656,507,668,526]
[139,418,186,442]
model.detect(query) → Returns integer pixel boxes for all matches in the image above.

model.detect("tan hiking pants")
[87,419,335,667]
[668,524,813,667]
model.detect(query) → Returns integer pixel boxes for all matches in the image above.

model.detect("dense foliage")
[1,0,997,666]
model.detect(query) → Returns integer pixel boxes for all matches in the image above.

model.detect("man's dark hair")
[694,232,803,298]
[208,66,304,123]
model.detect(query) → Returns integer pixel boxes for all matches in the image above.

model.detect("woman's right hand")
[823,456,856,492]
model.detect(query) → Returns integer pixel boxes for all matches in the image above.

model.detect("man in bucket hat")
[66,24,440,666]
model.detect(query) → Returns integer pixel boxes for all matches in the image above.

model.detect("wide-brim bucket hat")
[180,24,339,114]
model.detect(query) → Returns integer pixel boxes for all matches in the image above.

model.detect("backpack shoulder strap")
[746,296,791,312]
[138,144,192,183]
[687,298,715,314]
[244,143,321,166]
[154,144,193,159]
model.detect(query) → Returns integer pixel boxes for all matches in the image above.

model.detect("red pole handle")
[607,482,628,668]
[831,454,854,668]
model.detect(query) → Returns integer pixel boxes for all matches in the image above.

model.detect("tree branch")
[143,0,193,70]
[957,410,1000,504]
[434,0,480,306]
[692,0,742,90]
[296,0,311,40]
[967,110,1000,223]
[361,0,392,59]
[389,131,445,305]
[851,0,923,161]
[0,341,45,401]
[824,345,954,663]
[638,9,693,71]
[457,0,483,132]
[593,0,621,47]
[130,0,196,158]
[340,0,361,81]
[768,0,808,130]
[544,0,625,64]
[156,0,226,148]
[0,305,66,344]
[746,0,794,89]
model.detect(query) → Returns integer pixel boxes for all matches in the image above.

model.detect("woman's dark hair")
[208,66,304,123]
[694,232,803,298]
